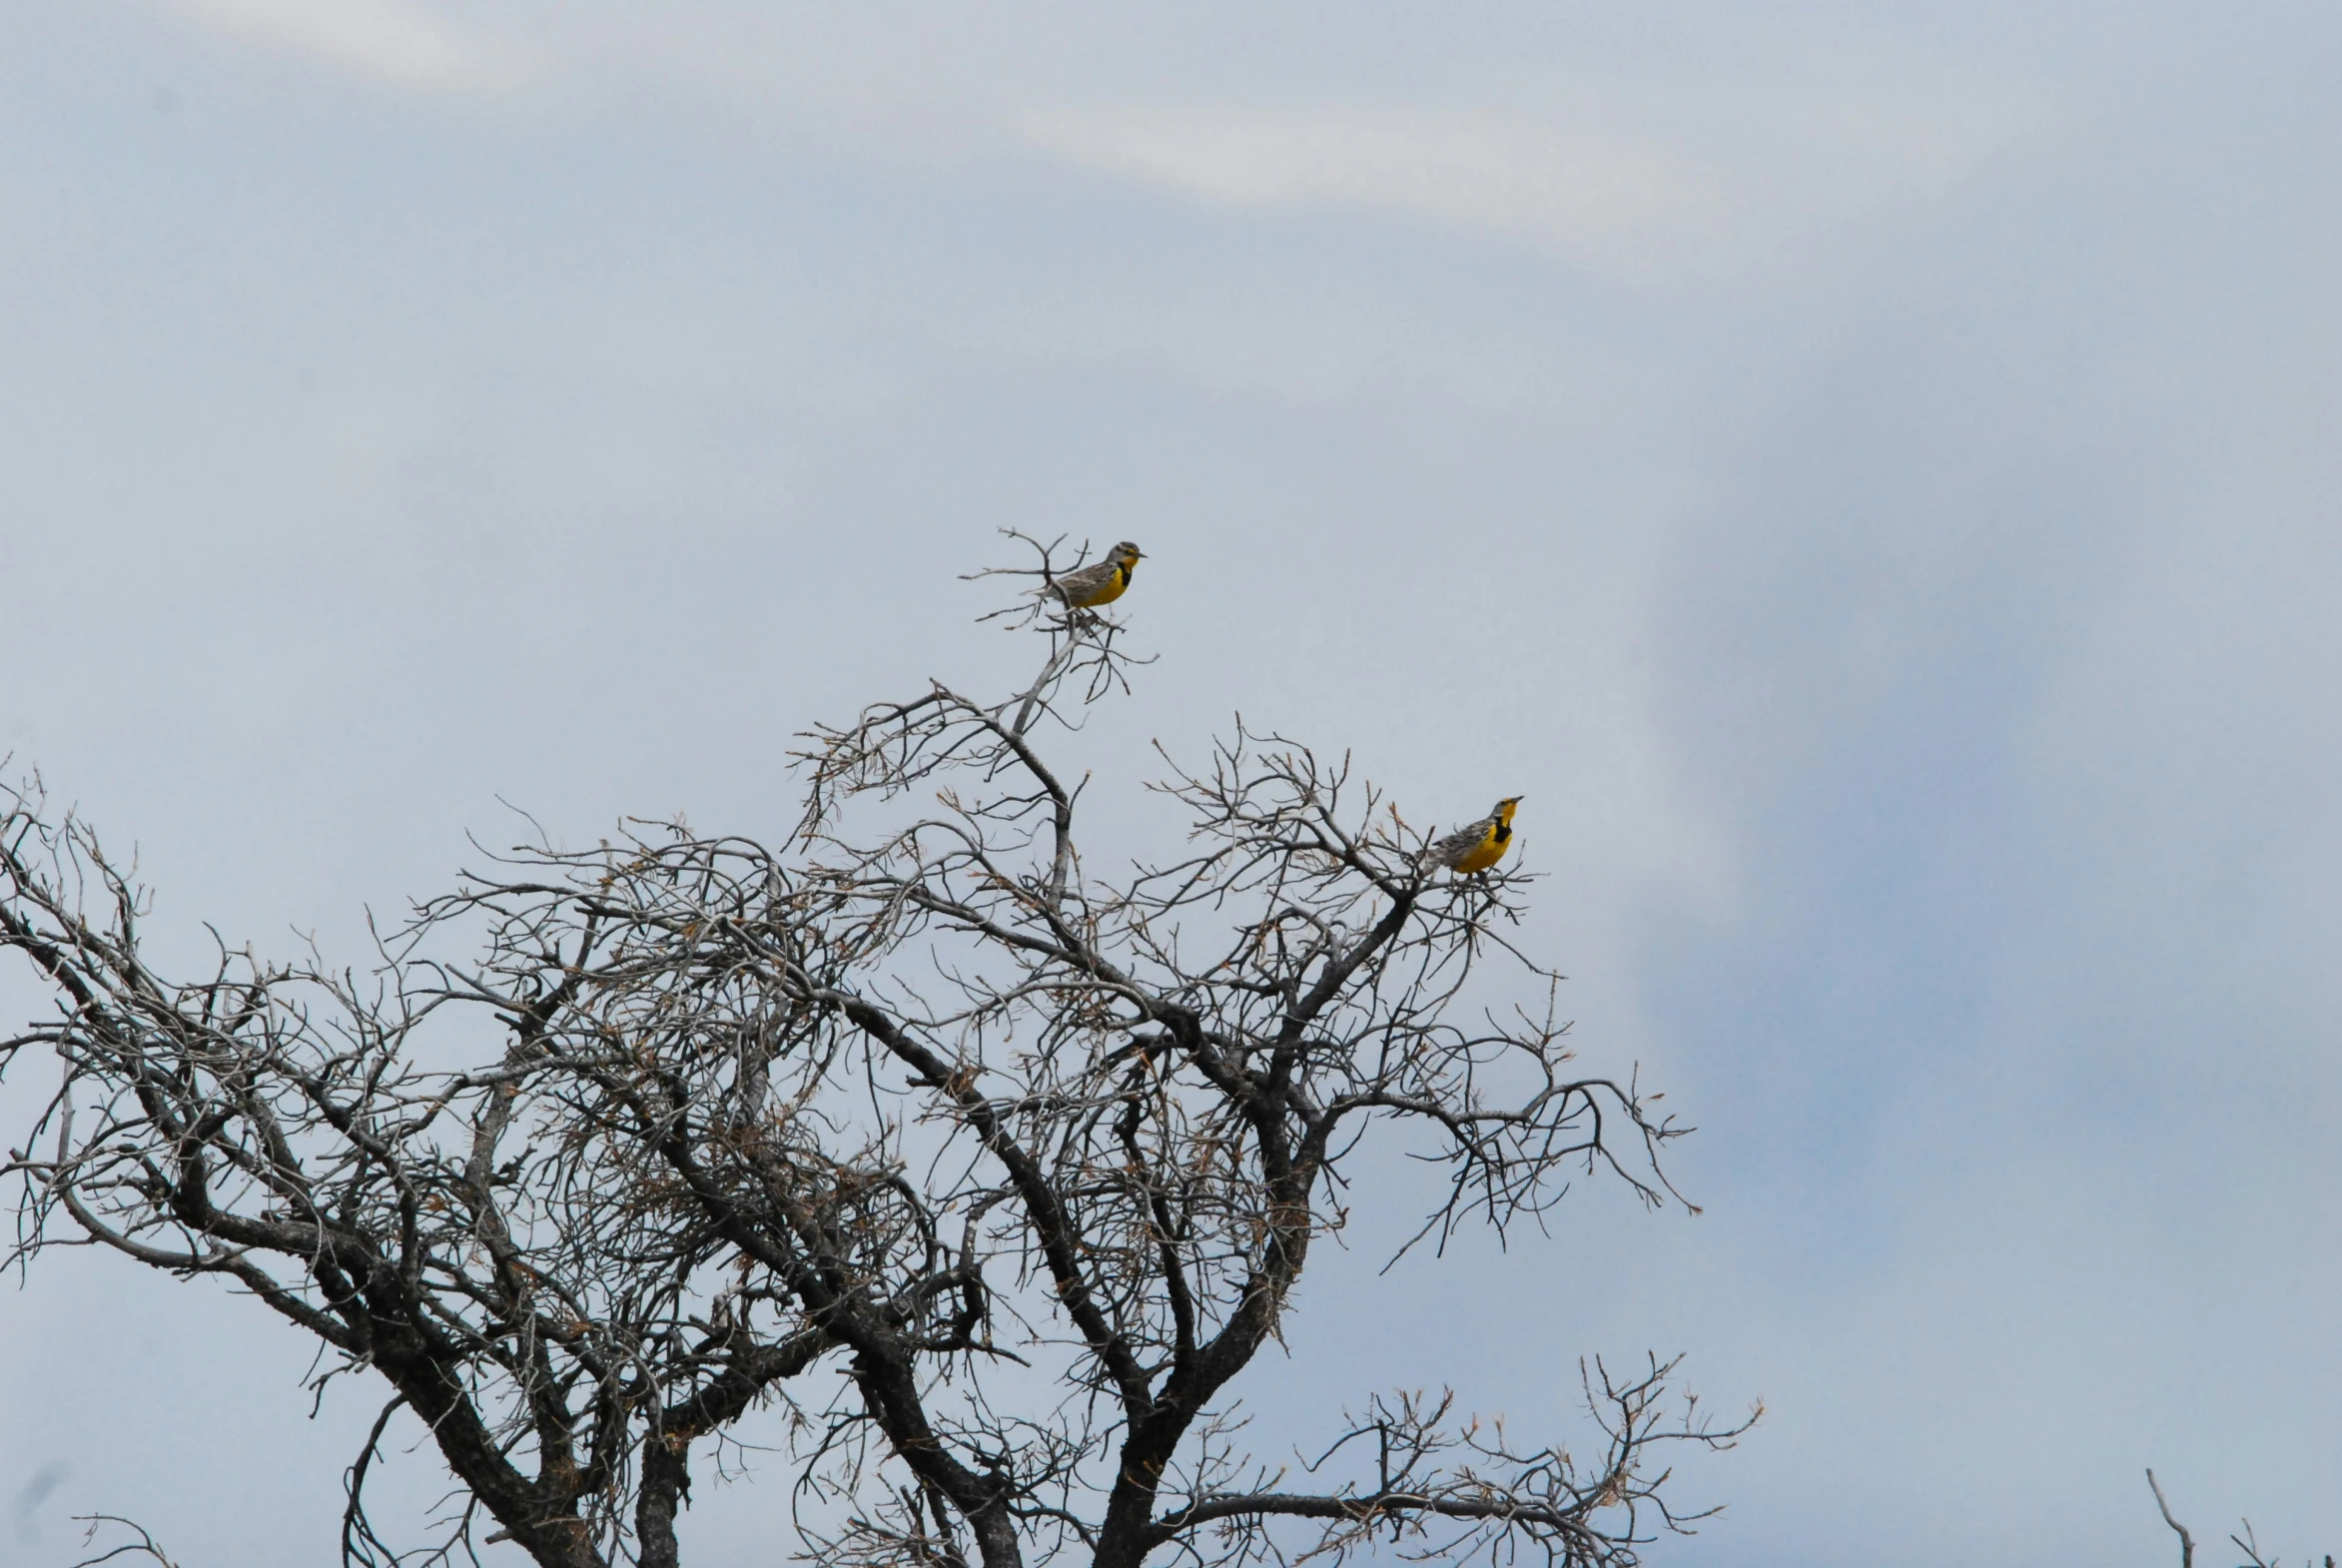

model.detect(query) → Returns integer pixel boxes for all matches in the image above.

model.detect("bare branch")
[2148,1469,2195,1568]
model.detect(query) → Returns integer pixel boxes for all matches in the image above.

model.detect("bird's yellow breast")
[1448,821,1511,874]
[1074,566,1130,606]
[1069,561,1134,607]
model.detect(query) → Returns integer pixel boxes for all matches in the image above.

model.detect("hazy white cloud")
[1020,106,1733,277]
[1013,74,2039,280]
[127,0,2040,281]
[151,0,532,92]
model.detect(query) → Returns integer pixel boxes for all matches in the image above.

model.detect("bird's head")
[1492,796,1523,824]
[1111,540,1146,567]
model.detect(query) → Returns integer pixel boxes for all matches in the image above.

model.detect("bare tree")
[1,538,1751,1568]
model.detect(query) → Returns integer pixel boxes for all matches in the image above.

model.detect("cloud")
[1019,105,1734,278]
[127,3,2037,260]
[1013,75,2040,282]
[151,0,530,93]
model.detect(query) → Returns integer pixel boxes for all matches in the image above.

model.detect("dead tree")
[1,538,1752,1568]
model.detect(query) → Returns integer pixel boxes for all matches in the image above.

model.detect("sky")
[3,2,2339,1563]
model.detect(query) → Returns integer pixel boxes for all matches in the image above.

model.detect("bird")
[1044,541,1146,608]
[1419,796,1522,875]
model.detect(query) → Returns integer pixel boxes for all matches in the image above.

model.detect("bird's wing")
[1421,817,1493,867]
[1044,559,1116,601]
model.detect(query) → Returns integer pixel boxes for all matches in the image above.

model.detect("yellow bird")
[1420,797,1522,875]
[1046,540,1146,608]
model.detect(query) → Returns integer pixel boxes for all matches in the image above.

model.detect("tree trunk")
[637,1434,689,1568]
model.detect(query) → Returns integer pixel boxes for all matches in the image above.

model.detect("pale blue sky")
[4,4,2338,1564]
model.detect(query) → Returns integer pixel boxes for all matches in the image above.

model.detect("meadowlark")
[1044,541,1146,608]
[1419,796,1522,875]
